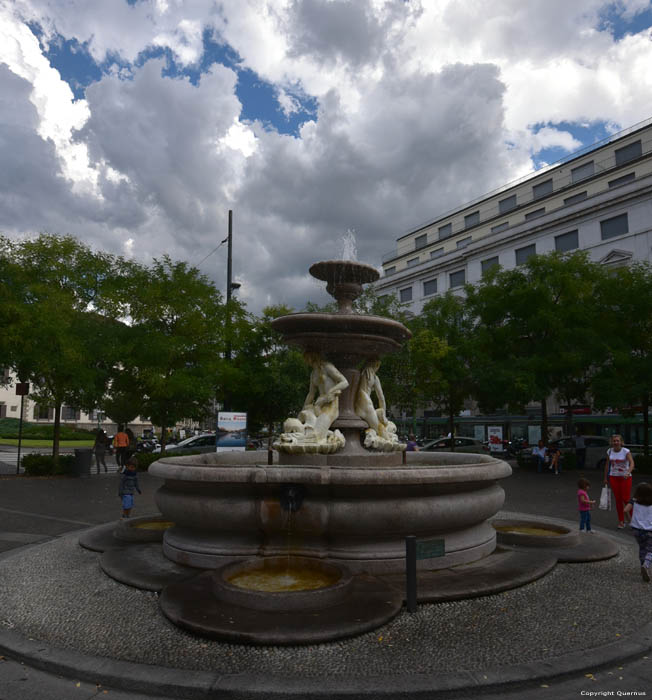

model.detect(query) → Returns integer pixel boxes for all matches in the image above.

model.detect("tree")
[227,306,308,441]
[592,262,652,456]
[412,293,477,442]
[467,251,605,440]
[117,256,228,453]
[1,235,119,457]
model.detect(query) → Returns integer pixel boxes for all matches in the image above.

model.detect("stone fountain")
[150,259,511,580]
[78,256,619,646]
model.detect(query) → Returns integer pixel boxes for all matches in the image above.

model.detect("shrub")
[22,453,75,476]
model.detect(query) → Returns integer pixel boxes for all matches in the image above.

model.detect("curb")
[0,519,649,698]
[0,622,650,699]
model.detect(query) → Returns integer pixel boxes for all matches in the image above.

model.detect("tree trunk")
[159,411,168,455]
[52,400,61,459]
[540,397,548,443]
[449,407,455,451]
[565,393,573,437]
[643,395,650,458]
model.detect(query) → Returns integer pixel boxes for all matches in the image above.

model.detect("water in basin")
[494,525,564,536]
[228,567,340,592]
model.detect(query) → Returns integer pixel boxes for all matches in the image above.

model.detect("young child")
[577,478,595,532]
[118,458,142,519]
[624,482,652,583]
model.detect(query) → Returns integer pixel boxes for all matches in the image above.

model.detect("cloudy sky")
[2,0,652,312]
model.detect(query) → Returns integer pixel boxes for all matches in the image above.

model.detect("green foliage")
[0,418,93,440]
[591,262,652,456]
[226,305,309,436]
[22,453,75,476]
[467,251,606,438]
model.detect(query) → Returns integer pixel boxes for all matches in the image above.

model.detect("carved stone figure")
[274,352,348,454]
[354,360,403,452]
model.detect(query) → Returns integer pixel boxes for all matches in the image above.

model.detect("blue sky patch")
[530,120,620,170]
[32,21,317,136]
[598,2,652,40]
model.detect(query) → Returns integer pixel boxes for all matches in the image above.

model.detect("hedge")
[21,453,76,476]
[0,418,94,441]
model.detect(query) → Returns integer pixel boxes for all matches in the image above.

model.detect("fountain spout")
[279,484,307,513]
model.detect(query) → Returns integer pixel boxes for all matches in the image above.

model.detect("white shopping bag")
[599,485,611,510]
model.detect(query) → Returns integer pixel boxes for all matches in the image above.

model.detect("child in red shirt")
[578,478,595,532]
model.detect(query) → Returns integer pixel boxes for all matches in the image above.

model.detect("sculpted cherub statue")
[274,351,348,453]
[354,359,403,451]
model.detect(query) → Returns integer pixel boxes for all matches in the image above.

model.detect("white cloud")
[2,0,652,312]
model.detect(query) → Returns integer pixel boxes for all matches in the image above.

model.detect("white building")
[375,118,652,313]
[0,369,153,434]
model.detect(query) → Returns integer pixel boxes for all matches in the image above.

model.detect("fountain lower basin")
[150,450,511,574]
[215,556,352,612]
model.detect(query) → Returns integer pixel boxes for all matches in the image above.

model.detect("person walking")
[575,431,586,470]
[406,434,419,452]
[623,482,652,583]
[113,425,129,469]
[603,434,635,528]
[92,429,108,474]
[118,458,142,519]
[577,478,595,532]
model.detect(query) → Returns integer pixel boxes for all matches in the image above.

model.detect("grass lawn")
[0,439,95,448]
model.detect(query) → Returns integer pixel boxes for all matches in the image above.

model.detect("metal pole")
[226,209,233,305]
[224,209,233,411]
[406,535,417,613]
[16,394,24,475]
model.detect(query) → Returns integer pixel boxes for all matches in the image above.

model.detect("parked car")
[421,437,488,454]
[152,433,217,455]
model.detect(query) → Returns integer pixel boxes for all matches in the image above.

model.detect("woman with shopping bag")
[602,434,635,528]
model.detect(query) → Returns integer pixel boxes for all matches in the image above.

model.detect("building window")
[464,211,480,229]
[515,244,536,265]
[438,223,452,240]
[33,404,53,420]
[456,236,472,249]
[564,191,587,205]
[614,140,642,166]
[449,269,466,288]
[524,208,546,221]
[423,279,437,296]
[407,257,420,268]
[61,406,80,421]
[600,213,629,240]
[533,179,553,200]
[430,248,444,259]
[481,257,499,276]
[385,266,396,275]
[399,287,413,303]
[608,172,635,188]
[498,194,517,214]
[491,222,509,233]
[415,233,428,250]
[571,161,594,183]
[555,230,579,252]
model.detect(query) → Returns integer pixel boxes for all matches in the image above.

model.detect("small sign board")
[15,383,29,396]
[415,538,445,560]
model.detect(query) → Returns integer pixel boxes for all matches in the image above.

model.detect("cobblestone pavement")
[0,461,649,699]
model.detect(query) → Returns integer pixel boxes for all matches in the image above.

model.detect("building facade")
[376,118,652,314]
[0,369,153,434]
